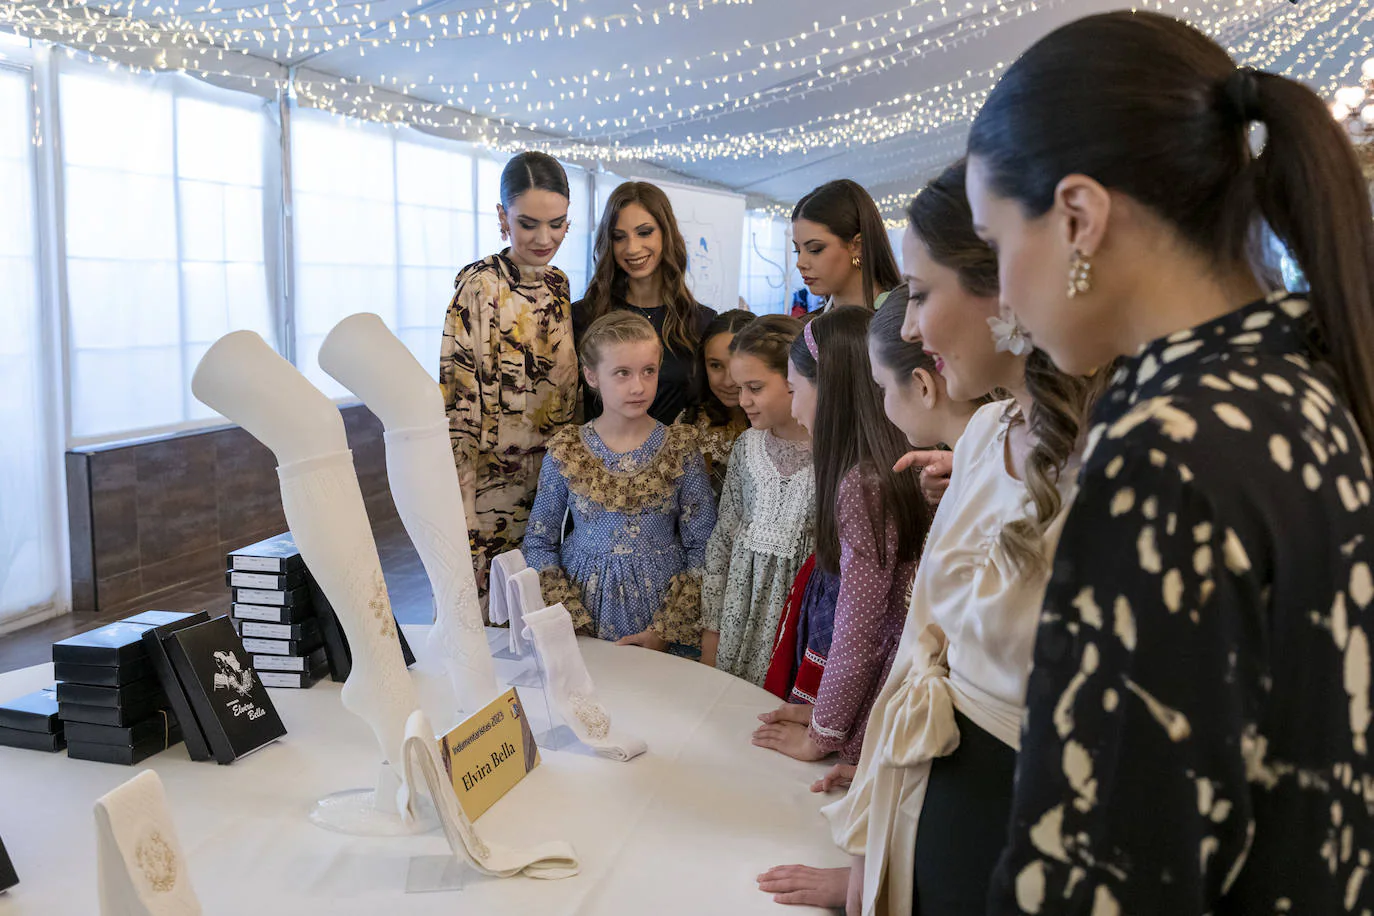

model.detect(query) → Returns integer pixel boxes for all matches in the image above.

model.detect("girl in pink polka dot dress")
[751,306,932,765]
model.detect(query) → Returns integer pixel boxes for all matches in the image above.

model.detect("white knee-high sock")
[401,710,579,880]
[384,422,500,712]
[521,604,647,762]
[94,770,202,915]
[278,450,423,815]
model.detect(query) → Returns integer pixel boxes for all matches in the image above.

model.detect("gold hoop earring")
[851,254,862,270]
[1067,250,1093,298]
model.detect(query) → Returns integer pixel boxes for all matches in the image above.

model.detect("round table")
[0,627,848,913]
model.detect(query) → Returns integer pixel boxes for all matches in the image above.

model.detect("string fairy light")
[2,0,1369,220]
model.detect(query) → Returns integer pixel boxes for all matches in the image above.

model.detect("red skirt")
[763,555,826,702]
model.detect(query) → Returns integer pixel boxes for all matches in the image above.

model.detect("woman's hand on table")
[810,763,856,794]
[756,865,849,908]
[751,721,828,761]
[758,702,813,726]
[615,630,669,651]
[846,856,864,916]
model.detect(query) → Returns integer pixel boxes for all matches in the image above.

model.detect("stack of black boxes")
[50,611,200,765]
[227,534,329,689]
[0,686,63,753]
[227,532,416,687]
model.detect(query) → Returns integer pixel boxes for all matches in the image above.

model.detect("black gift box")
[252,647,327,672]
[258,663,328,689]
[142,611,214,762]
[164,616,286,764]
[56,676,164,709]
[0,687,60,733]
[231,602,313,625]
[67,719,183,765]
[0,725,65,752]
[225,568,307,591]
[59,696,164,728]
[53,658,154,687]
[0,832,16,891]
[52,611,202,667]
[228,532,304,574]
[238,635,323,657]
[65,708,179,747]
[235,618,320,642]
[231,585,309,607]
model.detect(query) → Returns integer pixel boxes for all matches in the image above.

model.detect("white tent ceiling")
[5,0,1371,211]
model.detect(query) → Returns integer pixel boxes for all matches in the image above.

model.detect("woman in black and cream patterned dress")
[966,12,1374,913]
[440,152,579,600]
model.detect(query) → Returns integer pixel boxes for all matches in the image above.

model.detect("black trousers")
[912,709,1017,915]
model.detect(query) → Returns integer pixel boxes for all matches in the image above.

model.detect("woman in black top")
[573,181,716,424]
[965,11,1374,914]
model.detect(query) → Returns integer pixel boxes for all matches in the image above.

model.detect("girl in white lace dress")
[701,315,816,686]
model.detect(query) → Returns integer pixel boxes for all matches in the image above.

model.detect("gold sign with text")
[441,687,540,820]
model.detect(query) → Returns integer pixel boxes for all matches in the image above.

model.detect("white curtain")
[59,62,281,440]
[0,63,61,626]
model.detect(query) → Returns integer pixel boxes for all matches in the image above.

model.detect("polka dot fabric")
[808,468,916,764]
[991,294,1374,914]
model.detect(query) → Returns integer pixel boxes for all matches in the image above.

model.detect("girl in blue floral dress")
[523,311,717,653]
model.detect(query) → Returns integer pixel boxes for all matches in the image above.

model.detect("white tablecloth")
[0,627,847,914]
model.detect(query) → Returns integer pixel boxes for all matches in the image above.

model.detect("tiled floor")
[0,520,435,676]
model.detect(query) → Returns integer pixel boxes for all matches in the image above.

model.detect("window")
[0,64,61,625]
[60,65,278,438]
[561,166,593,300]
[739,212,789,314]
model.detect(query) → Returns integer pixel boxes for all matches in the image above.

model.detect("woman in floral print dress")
[439,152,579,600]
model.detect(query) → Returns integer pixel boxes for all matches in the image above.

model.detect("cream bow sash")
[822,623,963,916]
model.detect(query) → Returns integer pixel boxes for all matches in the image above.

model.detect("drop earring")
[851,253,862,269]
[1067,250,1093,298]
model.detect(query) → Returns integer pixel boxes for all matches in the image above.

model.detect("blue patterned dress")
[522,422,718,648]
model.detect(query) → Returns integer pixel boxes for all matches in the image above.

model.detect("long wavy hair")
[909,160,1106,573]
[792,179,903,308]
[789,306,930,574]
[581,182,700,355]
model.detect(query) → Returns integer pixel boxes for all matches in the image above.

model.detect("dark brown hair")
[967,10,1374,444]
[582,181,700,355]
[793,179,903,308]
[499,152,569,208]
[790,306,930,573]
[579,310,660,370]
[905,160,999,299]
[729,313,802,377]
[686,309,757,426]
[911,161,1104,572]
[868,286,997,408]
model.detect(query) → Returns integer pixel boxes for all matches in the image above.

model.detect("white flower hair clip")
[987,314,1034,357]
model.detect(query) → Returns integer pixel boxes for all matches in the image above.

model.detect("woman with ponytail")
[966,11,1374,913]
[792,179,903,313]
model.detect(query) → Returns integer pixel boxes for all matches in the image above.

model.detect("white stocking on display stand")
[521,604,648,762]
[400,709,579,892]
[94,770,202,915]
[191,330,430,836]
[488,550,530,659]
[319,313,500,716]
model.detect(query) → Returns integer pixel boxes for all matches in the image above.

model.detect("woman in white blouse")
[759,160,1106,915]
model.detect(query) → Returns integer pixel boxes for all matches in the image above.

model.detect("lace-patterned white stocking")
[401,710,579,880]
[384,422,500,712]
[278,450,424,815]
[521,604,647,762]
[94,770,202,915]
